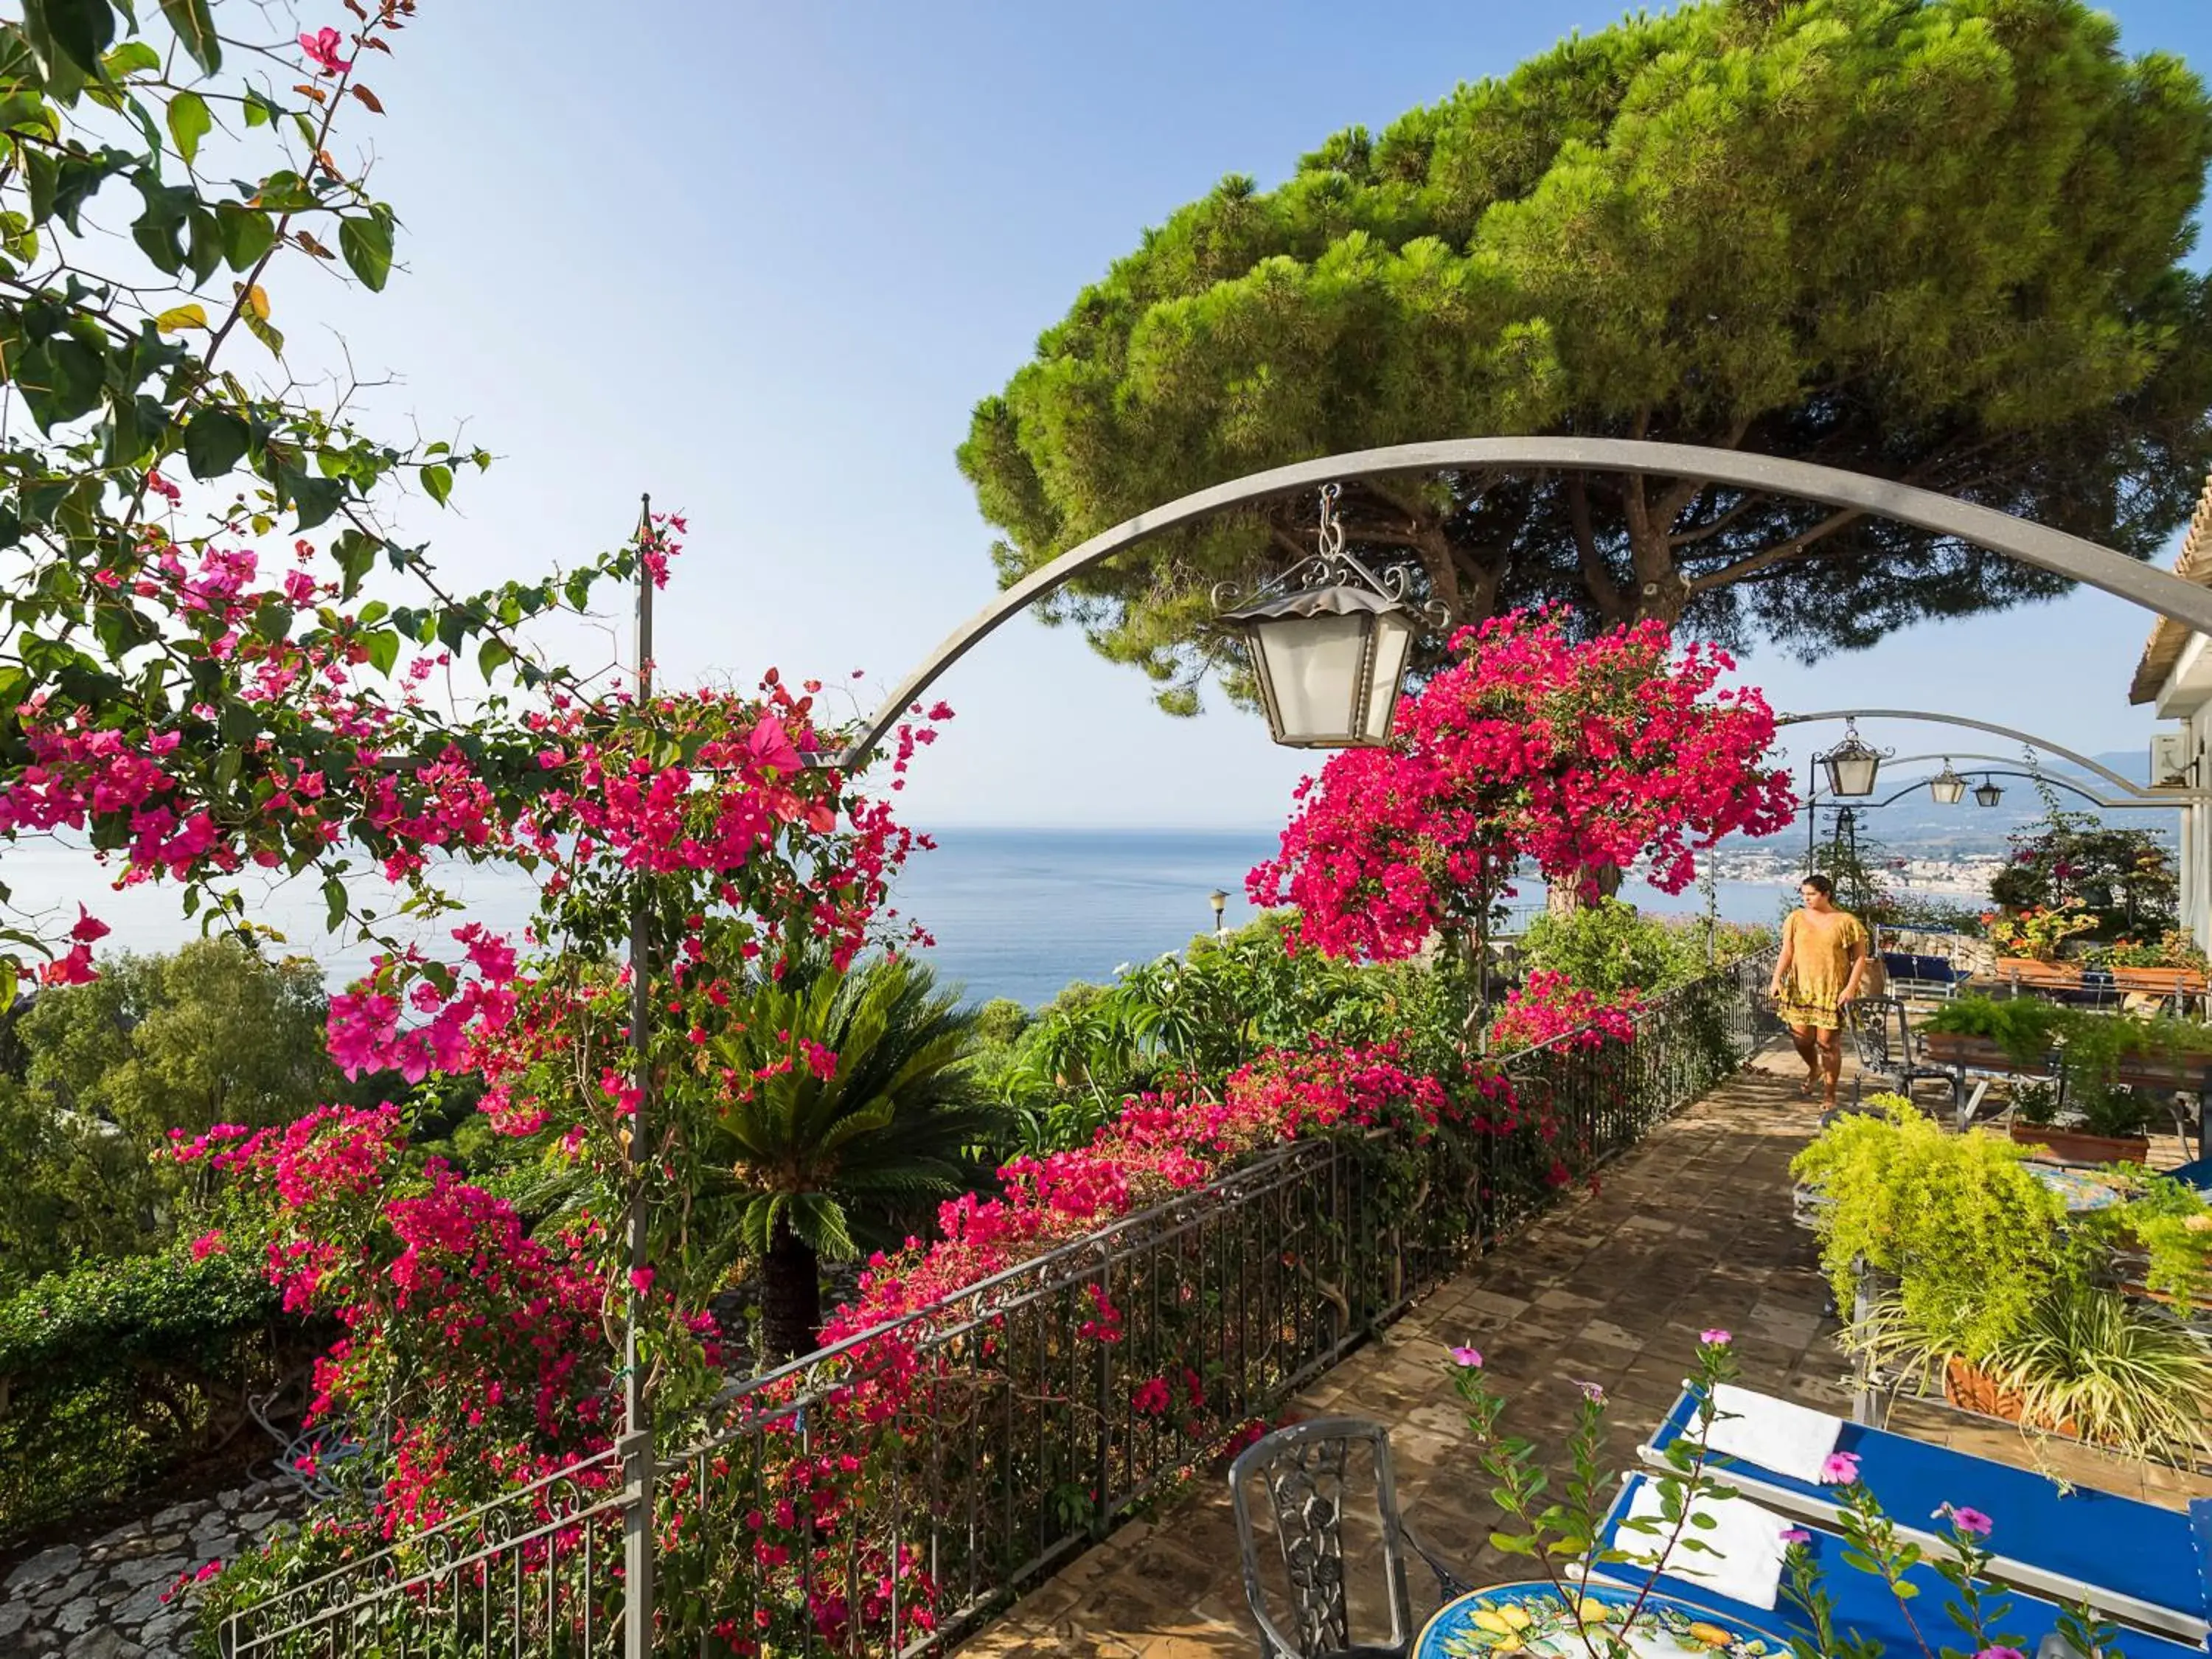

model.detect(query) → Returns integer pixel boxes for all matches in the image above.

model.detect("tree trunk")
[1545,864,1626,914]
[762,1216,823,1361]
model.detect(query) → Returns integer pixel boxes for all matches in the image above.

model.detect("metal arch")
[836,437,2212,767]
[1804,753,2188,811]
[1850,769,2163,813]
[1776,709,2207,801]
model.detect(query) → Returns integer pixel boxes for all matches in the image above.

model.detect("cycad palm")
[712,952,1003,1357]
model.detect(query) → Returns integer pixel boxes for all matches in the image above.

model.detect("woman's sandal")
[1798,1074,1817,1100]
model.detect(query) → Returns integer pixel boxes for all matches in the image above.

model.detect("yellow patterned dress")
[1775,907,1868,1031]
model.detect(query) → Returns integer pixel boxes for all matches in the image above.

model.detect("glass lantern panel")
[1253,613,1371,744]
[1825,753,1880,797]
[1360,613,1414,743]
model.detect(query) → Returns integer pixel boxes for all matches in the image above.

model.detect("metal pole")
[1806,757,1817,870]
[622,494,656,1659]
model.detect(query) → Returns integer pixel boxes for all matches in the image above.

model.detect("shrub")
[0,1251,311,1542]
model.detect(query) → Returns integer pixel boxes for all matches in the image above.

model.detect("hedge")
[0,1250,320,1542]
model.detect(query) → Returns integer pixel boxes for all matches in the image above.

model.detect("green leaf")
[27,0,115,76]
[215,200,275,271]
[182,406,248,479]
[240,307,283,358]
[99,39,157,77]
[338,210,392,292]
[153,302,206,333]
[0,956,19,1012]
[478,637,512,680]
[323,875,347,931]
[164,88,209,164]
[420,463,452,506]
[331,527,377,597]
[363,628,400,676]
[242,87,280,128]
[288,472,342,532]
[158,0,219,74]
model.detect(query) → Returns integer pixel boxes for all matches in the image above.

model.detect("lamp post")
[1975,776,2006,808]
[1212,484,1441,749]
[1208,888,1229,939]
[1930,760,1966,806]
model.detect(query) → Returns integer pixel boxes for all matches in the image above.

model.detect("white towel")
[1620,1481,1790,1611]
[1702,1382,1843,1486]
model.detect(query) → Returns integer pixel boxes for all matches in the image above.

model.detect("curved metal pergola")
[1776,709,2201,801]
[840,437,2212,767]
[1848,768,2158,813]
[1801,753,2155,813]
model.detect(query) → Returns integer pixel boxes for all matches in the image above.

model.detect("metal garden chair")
[1228,1416,1471,1659]
[1845,995,1964,1124]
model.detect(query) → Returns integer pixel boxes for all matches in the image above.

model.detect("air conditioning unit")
[2150,729,2193,788]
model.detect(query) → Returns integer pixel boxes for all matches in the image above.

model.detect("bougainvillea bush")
[1251,609,1794,963]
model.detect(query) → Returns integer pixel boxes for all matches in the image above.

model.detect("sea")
[899,829,1797,1006]
[5,828,1801,1008]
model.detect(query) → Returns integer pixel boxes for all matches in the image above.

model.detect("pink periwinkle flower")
[1938,1503,1994,1537]
[1818,1451,1861,1485]
[1699,1327,1731,1346]
[1779,1527,1812,1545]
[1450,1346,1483,1368]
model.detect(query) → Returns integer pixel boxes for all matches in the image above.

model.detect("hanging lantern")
[1215,483,1440,749]
[1975,776,2005,808]
[1929,760,1966,806]
[1818,718,1888,799]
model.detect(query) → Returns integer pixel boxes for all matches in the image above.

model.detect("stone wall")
[2,1480,300,1658]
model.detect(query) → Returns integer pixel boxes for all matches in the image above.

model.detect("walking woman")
[1769,874,1871,1106]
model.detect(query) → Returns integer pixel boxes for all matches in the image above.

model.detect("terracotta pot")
[1994,958,2081,984]
[2108,965,2207,994]
[2112,1054,2212,1092]
[2007,1121,2152,1166]
[1943,1357,2079,1437]
[1920,1032,2040,1071]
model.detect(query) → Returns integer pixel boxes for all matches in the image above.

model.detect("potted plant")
[1971,1281,2212,1466]
[1920,994,2061,1072]
[2007,1085,2156,1165]
[2093,932,2211,996]
[1984,900,2097,976]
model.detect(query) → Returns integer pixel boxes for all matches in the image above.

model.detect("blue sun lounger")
[1638,1385,2211,1643]
[1593,1473,2209,1659]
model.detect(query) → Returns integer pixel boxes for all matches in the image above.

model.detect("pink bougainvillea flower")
[1699,1327,1731,1346]
[1450,1345,1483,1368]
[745,716,804,776]
[299,27,352,74]
[69,903,110,943]
[1818,1451,1861,1485]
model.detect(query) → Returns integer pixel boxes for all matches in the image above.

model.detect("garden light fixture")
[1975,776,2005,808]
[1929,760,1966,806]
[1213,483,1443,749]
[1209,888,1229,936]
[1818,718,1889,799]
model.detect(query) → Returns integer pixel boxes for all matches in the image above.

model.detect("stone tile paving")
[962,1050,2212,1659]
[3,1478,301,1658]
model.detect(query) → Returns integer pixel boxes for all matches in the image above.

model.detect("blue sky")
[291,0,2212,830]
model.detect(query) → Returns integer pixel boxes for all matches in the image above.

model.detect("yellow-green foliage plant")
[1790,1098,2068,1362]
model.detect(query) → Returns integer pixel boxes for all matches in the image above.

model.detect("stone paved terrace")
[964,1047,2212,1659]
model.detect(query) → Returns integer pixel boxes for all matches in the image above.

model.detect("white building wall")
[2152,639,2212,955]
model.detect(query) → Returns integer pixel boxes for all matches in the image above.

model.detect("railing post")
[622,1427,655,1659]
[623,498,656,1659]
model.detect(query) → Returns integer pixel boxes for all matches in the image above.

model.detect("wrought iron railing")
[220,947,1777,1659]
